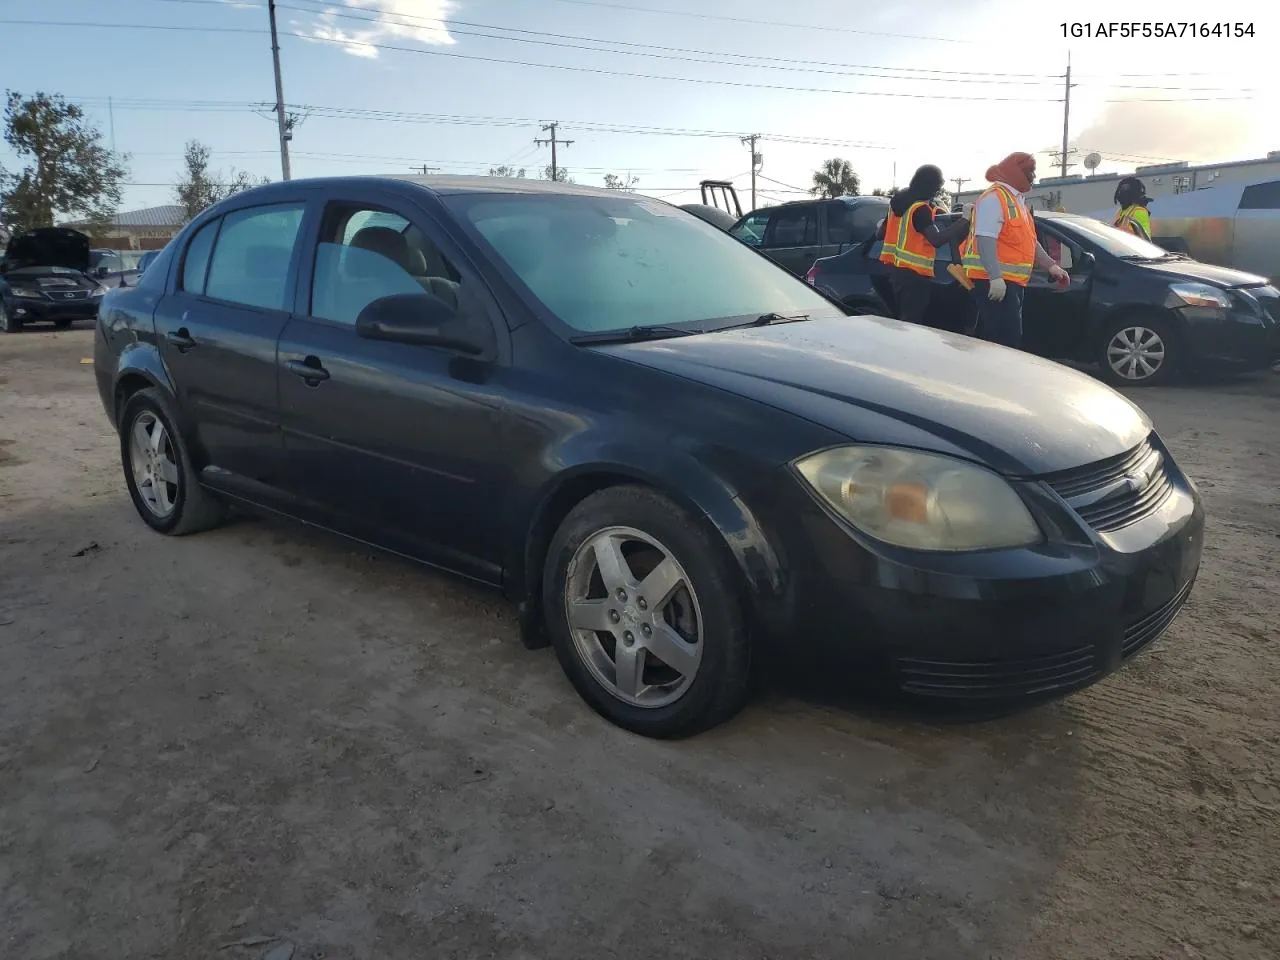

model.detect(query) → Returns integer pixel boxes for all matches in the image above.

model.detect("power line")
[4,19,1261,100]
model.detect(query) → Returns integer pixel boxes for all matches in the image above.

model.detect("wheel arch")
[507,451,785,651]
[110,343,176,428]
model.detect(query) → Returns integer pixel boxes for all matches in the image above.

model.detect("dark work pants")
[889,269,934,326]
[970,279,1026,348]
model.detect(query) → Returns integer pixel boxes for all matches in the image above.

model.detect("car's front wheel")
[119,387,226,535]
[1096,314,1181,387]
[543,485,750,738]
[0,303,21,334]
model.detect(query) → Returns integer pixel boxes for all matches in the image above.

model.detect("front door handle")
[286,357,330,385]
[166,328,196,352]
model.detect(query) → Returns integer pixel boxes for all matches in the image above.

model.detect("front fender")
[506,432,787,632]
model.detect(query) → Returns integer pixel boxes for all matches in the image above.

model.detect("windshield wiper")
[753,312,811,325]
[569,324,700,345]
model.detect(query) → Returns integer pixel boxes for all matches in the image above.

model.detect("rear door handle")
[166,328,196,352]
[286,357,330,384]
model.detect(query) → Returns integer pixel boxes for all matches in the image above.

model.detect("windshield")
[1053,216,1169,259]
[443,193,837,333]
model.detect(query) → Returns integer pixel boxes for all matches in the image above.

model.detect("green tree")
[602,173,639,191]
[810,158,860,199]
[487,165,526,178]
[541,164,574,183]
[871,187,898,197]
[174,140,267,223]
[0,91,128,236]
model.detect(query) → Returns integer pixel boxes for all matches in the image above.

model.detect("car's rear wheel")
[543,485,750,738]
[120,387,226,535]
[0,303,21,333]
[1096,314,1181,387]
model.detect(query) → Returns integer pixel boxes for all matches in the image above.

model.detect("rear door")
[760,203,822,275]
[152,196,309,499]
[275,186,509,581]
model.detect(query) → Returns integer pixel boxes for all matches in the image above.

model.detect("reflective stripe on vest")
[891,201,938,276]
[960,184,1035,285]
[879,209,902,265]
[1113,205,1151,240]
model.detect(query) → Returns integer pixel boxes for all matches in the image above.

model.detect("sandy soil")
[1,327,1277,960]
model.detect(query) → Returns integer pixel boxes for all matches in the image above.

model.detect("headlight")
[1169,282,1231,310]
[9,286,42,299]
[90,285,106,297]
[795,446,1041,552]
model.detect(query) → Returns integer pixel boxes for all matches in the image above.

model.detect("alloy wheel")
[1107,325,1166,382]
[563,525,704,708]
[129,411,181,518]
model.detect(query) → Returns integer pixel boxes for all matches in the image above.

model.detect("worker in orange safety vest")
[877,164,973,327]
[960,152,1067,348]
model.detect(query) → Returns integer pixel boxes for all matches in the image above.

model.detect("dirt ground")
[1,327,1277,960]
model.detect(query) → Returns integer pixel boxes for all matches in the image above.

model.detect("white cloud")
[300,0,456,60]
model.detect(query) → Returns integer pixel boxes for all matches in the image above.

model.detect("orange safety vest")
[960,183,1036,286]
[888,201,939,277]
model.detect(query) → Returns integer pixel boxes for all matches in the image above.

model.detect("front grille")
[1042,438,1175,533]
[45,289,89,301]
[1122,579,1194,658]
[897,645,1100,698]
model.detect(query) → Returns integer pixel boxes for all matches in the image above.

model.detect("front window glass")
[445,193,837,333]
[1052,215,1167,259]
[729,211,770,247]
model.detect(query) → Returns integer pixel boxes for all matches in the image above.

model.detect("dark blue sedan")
[94,177,1203,736]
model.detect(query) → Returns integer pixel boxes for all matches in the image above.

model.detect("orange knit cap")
[985,152,1036,193]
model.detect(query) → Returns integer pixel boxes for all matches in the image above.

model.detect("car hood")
[1132,257,1268,288]
[596,315,1152,476]
[2,227,91,273]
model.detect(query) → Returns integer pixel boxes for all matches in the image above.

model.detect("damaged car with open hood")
[1,227,108,333]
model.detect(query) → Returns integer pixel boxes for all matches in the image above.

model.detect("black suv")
[728,196,889,276]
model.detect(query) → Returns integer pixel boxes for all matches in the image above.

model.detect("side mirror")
[93,265,110,278]
[355,292,488,355]
[1078,251,1096,270]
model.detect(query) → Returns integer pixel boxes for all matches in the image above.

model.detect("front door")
[275,191,509,581]
[761,203,822,275]
[1022,222,1092,360]
[152,199,308,496]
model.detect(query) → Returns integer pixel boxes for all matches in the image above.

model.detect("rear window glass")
[204,203,305,310]
[181,219,219,294]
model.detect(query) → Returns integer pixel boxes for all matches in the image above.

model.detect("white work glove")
[987,277,1007,301]
[1048,264,1068,285]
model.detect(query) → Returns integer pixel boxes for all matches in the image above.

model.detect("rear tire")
[543,485,751,738]
[119,387,227,535]
[1096,314,1181,387]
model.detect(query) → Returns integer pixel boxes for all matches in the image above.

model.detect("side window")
[310,203,463,326]
[766,206,818,247]
[180,219,219,294]
[851,204,888,243]
[204,204,305,310]
[826,204,854,244]
[1239,181,1280,210]
[729,211,770,247]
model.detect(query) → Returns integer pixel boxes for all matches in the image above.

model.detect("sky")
[2,0,1277,214]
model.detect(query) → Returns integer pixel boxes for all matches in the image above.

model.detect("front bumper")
[743,435,1204,700]
[4,294,101,324]
[1179,303,1280,369]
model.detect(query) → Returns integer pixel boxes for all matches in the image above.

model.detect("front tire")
[543,485,751,738]
[1096,314,1181,387]
[0,303,22,333]
[119,387,226,535]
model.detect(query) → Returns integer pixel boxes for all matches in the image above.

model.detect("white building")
[955,153,1280,215]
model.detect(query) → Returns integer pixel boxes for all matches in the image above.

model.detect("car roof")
[211,174,627,204]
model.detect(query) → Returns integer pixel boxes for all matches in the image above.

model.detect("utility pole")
[108,96,116,154]
[267,0,292,180]
[535,122,573,181]
[952,176,969,197]
[416,165,439,175]
[741,134,761,209]
[1059,52,1074,179]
